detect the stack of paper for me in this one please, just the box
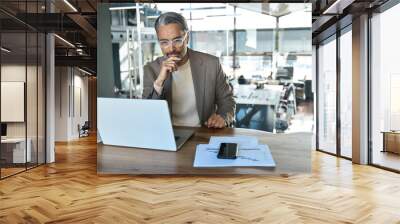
[193,136,276,168]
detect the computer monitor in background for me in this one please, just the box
[1,123,7,137]
[276,66,294,81]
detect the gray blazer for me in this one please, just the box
[142,48,235,126]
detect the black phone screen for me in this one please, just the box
[217,143,238,159]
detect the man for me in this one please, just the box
[142,12,235,128]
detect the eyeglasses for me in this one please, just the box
[158,32,188,48]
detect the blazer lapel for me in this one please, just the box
[188,49,205,123]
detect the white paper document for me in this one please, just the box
[193,143,276,168]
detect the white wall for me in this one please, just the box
[72,73,89,138]
[1,63,46,164]
[55,66,69,141]
[1,65,39,138]
[55,67,89,141]
[1,65,26,131]
[1,65,26,141]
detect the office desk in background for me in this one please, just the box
[1,138,32,165]
[234,84,283,105]
[97,127,312,175]
[234,84,283,132]
[381,131,400,154]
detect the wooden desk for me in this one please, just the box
[97,128,311,175]
[382,131,400,154]
[1,138,32,164]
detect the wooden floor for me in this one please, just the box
[1,167,26,178]
[373,151,400,171]
[1,135,400,223]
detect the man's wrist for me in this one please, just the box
[153,79,164,95]
[217,113,229,127]
[154,78,164,87]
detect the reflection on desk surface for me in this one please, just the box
[1,138,28,143]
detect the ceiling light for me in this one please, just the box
[187,18,204,20]
[180,6,226,11]
[63,0,78,12]
[1,47,11,53]
[109,6,143,11]
[78,67,92,76]
[206,14,241,18]
[322,0,354,15]
[54,34,75,48]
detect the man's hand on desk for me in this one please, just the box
[205,113,226,129]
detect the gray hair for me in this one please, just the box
[154,12,188,32]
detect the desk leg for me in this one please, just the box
[235,105,260,128]
[235,105,276,132]
[382,133,386,152]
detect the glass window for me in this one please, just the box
[1,31,28,177]
[27,31,39,169]
[106,3,312,133]
[339,28,352,158]
[317,36,337,154]
[38,32,46,165]
[0,1,46,179]
[371,4,400,171]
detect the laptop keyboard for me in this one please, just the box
[174,136,180,141]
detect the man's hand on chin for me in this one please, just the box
[205,113,226,129]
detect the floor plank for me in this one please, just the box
[1,135,400,223]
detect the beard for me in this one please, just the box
[166,52,182,59]
[165,47,187,60]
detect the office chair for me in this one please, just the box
[78,121,90,138]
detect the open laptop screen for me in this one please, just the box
[97,98,178,151]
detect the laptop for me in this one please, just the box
[97,98,194,151]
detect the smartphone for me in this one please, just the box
[217,143,238,159]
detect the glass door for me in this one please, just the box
[1,31,28,178]
[370,4,400,171]
[0,0,47,179]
